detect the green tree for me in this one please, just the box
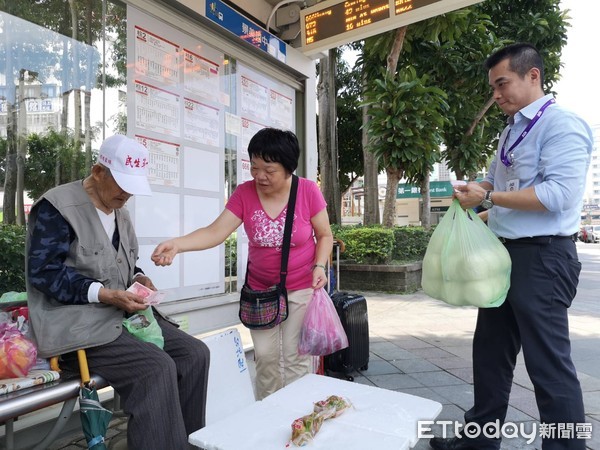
[0,224,26,293]
[317,49,341,224]
[439,0,568,180]
[365,66,448,227]
[317,46,363,224]
[0,138,6,187]
[356,0,569,228]
[404,10,502,180]
[357,11,479,226]
[356,38,386,226]
[335,53,363,195]
[480,0,567,89]
[25,130,86,201]
[360,11,477,227]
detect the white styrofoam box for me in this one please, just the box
[190,372,442,449]
[189,400,410,450]
[262,374,443,447]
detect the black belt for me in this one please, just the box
[498,233,577,245]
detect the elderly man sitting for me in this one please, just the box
[26,135,210,449]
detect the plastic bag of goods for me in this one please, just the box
[298,288,349,356]
[0,323,37,378]
[421,199,511,308]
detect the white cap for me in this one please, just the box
[98,135,152,196]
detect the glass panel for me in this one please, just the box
[0,0,126,223]
[223,56,238,293]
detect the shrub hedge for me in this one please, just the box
[337,227,395,264]
[0,224,27,294]
[334,225,434,264]
[391,226,434,261]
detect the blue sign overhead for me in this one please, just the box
[205,0,287,63]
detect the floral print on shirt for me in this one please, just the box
[250,208,296,250]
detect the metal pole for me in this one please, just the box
[16,69,27,226]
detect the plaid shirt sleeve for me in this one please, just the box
[27,199,96,304]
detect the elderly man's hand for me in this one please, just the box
[134,274,156,291]
[98,288,148,314]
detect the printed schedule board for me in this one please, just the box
[300,0,483,56]
[128,6,226,301]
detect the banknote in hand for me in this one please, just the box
[127,281,165,305]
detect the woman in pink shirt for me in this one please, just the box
[152,128,333,399]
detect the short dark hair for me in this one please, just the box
[247,128,300,174]
[484,43,545,87]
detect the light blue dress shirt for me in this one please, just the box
[484,94,593,239]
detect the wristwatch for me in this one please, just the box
[480,191,494,209]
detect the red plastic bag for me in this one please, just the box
[298,288,349,356]
[0,323,37,379]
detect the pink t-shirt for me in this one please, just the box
[226,177,327,291]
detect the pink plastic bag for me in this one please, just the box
[0,323,37,379]
[298,288,349,356]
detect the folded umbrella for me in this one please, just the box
[76,350,113,450]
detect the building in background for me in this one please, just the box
[582,123,600,223]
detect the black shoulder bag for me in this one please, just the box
[238,175,298,330]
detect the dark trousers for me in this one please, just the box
[464,238,585,449]
[64,313,210,449]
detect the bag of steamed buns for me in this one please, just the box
[421,199,511,308]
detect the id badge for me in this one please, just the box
[506,179,520,192]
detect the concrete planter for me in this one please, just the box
[338,261,423,293]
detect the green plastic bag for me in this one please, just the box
[0,291,28,304]
[421,199,511,308]
[123,307,164,349]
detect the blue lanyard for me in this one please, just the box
[500,98,555,167]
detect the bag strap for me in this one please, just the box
[278,174,298,288]
[244,174,299,289]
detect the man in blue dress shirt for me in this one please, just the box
[430,43,592,449]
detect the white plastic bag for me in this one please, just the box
[298,288,349,356]
[421,199,511,307]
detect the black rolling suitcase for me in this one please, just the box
[324,292,369,381]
